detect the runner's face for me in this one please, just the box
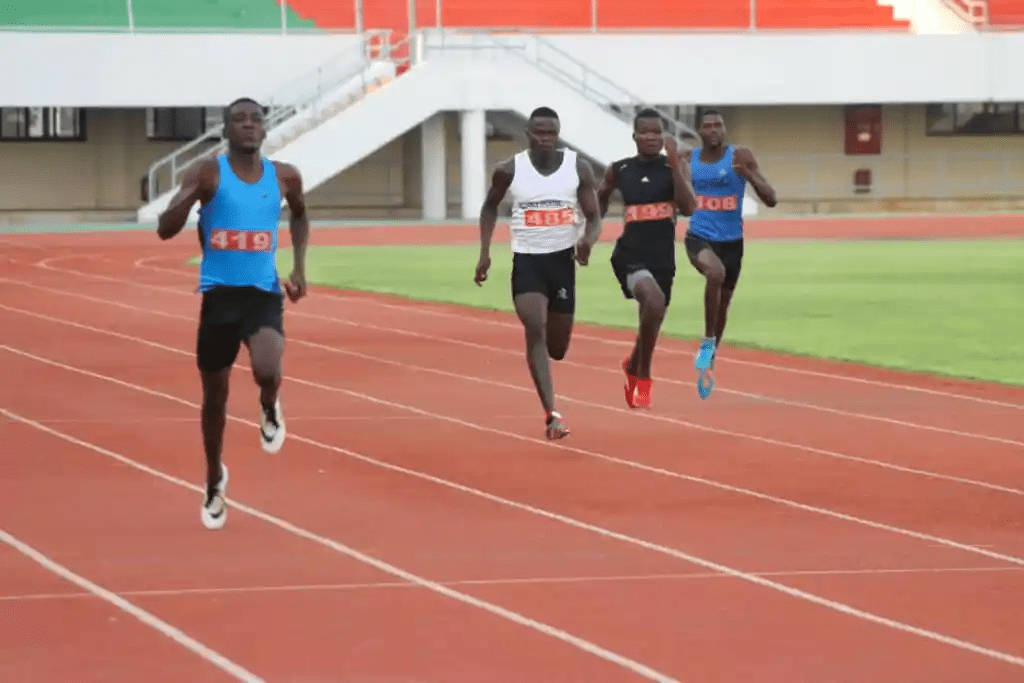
[699,115,725,149]
[227,101,266,153]
[633,117,664,156]
[527,117,559,152]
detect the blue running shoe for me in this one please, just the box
[695,338,716,400]
[697,369,715,400]
[694,337,716,370]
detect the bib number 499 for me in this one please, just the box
[208,229,273,252]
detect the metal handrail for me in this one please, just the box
[143,25,695,203]
[423,29,698,142]
[260,34,412,157]
[144,28,399,201]
[944,0,989,24]
[521,32,699,140]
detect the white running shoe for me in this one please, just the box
[260,399,285,454]
[201,463,229,531]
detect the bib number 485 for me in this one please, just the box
[208,229,273,252]
[524,208,575,227]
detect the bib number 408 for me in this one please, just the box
[696,195,738,212]
[208,229,273,252]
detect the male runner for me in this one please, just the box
[474,106,602,439]
[598,108,696,409]
[156,96,310,530]
[686,109,776,399]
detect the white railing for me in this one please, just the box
[943,0,989,24]
[143,29,404,202]
[420,30,700,141]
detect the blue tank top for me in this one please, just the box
[688,145,746,243]
[196,155,282,294]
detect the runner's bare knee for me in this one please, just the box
[546,312,573,361]
[200,369,230,410]
[698,252,726,286]
[247,328,283,388]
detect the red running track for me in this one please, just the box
[1,221,1023,682]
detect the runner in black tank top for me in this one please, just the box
[598,108,697,410]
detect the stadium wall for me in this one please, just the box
[2,103,1022,223]
[9,31,1024,107]
[0,33,365,107]
[536,32,1024,105]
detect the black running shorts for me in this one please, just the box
[683,232,745,290]
[510,247,577,315]
[610,242,676,307]
[196,285,284,373]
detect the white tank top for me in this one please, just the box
[507,148,581,254]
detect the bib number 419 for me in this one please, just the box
[208,229,273,252]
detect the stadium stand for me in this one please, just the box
[988,0,1024,25]
[289,0,910,30]
[4,0,318,30]
[752,0,910,29]
[1,0,912,32]
[4,0,129,27]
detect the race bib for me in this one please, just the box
[207,229,273,252]
[523,208,576,228]
[695,195,739,212]
[624,202,675,222]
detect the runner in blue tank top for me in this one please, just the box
[155,97,310,530]
[684,109,777,399]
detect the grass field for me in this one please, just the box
[200,239,1023,385]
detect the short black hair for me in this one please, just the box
[529,106,559,120]
[633,107,663,131]
[223,97,266,121]
[699,108,722,121]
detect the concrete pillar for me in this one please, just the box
[420,113,447,221]
[460,108,487,220]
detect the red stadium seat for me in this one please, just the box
[287,0,910,32]
[988,0,1024,26]
[754,0,909,29]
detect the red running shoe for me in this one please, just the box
[622,357,638,408]
[633,378,652,409]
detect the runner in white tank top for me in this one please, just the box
[474,106,603,441]
[507,147,581,254]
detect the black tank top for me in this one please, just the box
[613,154,678,265]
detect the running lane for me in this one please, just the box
[2,279,1023,681]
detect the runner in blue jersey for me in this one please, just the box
[684,109,776,399]
[156,97,310,530]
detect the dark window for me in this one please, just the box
[0,107,85,141]
[146,107,214,141]
[926,102,1024,135]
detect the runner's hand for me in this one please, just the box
[574,239,593,266]
[474,255,491,286]
[284,269,307,302]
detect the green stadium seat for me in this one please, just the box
[131,0,318,31]
[4,0,130,28]
[2,0,319,31]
